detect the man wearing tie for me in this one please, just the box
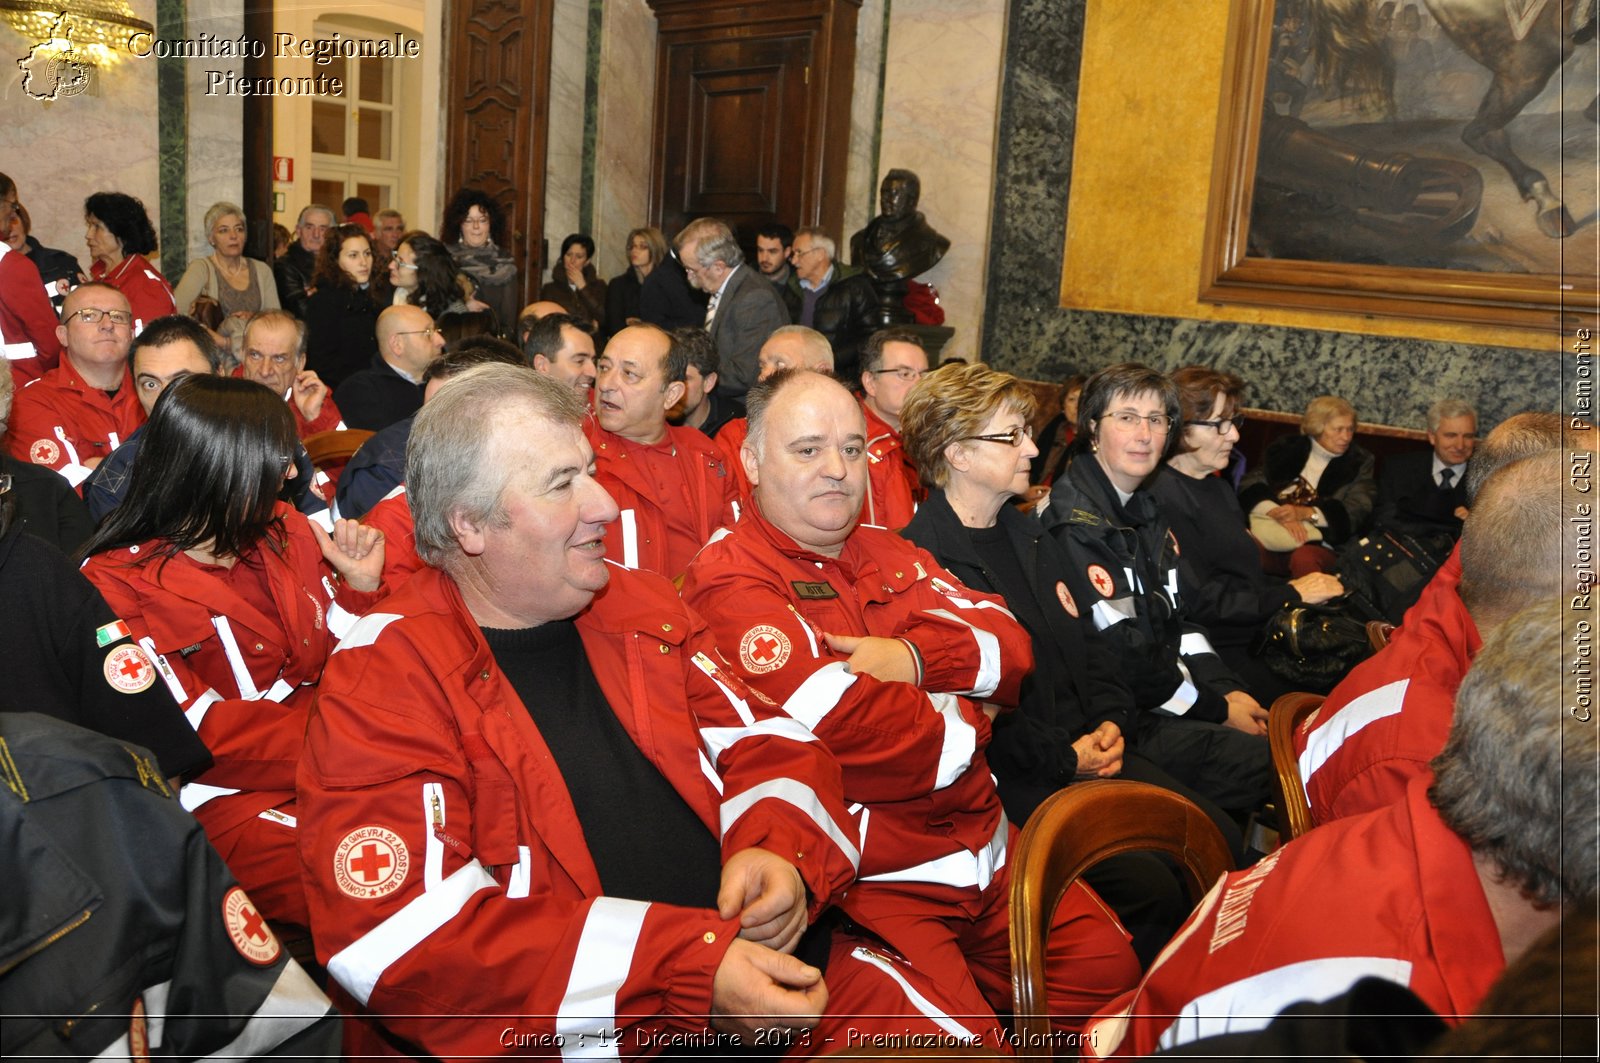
[674,218,789,402]
[1374,398,1477,543]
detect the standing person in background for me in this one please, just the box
[538,232,607,329]
[602,226,666,343]
[675,217,789,401]
[754,222,794,291]
[302,224,380,389]
[442,188,519,335]
[4,202,82,314]
[82,192,174,332]
[639,244,707,330]
[172,202,280,360]
[0,171,60,380]
[272,205,334,319]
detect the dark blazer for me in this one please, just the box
[1374,449,1467,540]
[781,267,879,379]
[602,268,643,344]
[0,451,92,555]
[303,283,381,390]
[333,355,424,432]
[903,488,1137,822]
[707,264,790,400]
[1237,434,1377,545]
[638,255,707,331]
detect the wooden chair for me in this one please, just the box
[1366,619,1395,653]
[1268,692,1326,842]
[1009,780,1234,1057]
[303,428,374,467]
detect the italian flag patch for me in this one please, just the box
[94,619,132,647]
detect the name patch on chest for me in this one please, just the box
[791,580,839,600]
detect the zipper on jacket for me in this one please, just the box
[0,908,91,978]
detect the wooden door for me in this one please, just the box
[445,0,555,311]
[649,1,861,249]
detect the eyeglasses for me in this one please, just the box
[277,454,295,474]
[961,424,1035,447]
[395,328,440,339]
[68,307,134,326]
[791,246,826,258]
[871,367,926,383]
[393,260,419,270]
[1188,413,1247,433]
[463,214,491,225]
[1103,410,1172,432]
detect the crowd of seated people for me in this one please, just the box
[2,172,1588,1058]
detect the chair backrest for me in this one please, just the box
[1268,691,1326,842]
[1009,780,1234,1055]
[303,428,374,467]
[1367,619,1395,653]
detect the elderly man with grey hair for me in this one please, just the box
[1375,397,1478,544]
[674,217,788,402]
[1086,600,1593,1057]
[296,363,993,1058]
[272,203,335,318]
[779,227,878,380]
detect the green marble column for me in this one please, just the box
[156,0,188,282]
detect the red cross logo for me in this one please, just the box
[28,438,59,465]
[118,655,147,681]
[739,625,791,675]
[1087,564,1116,598]
[239,903,267,942]
[349,842,393,883]
[222,886,281,965]
[104,645,156,693]
[751,635,780,662]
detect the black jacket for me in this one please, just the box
[1374,448,1467,541]
[903,488,1137,821]
[302,283,381,390]
[1237,435,1377,545]
[0,452,92,555]
[1042,456,1240,725]
[0,713,339,1059]
[332,355,424,432]
[271,243,317,319]
[1148,465,1300,649]
[21,236,81,312]
[782,267,879,379]
[638,255,708,331]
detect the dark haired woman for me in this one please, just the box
[81,375,386,927]
[389,231,471,320]
[84,191,174,331]
[538,233,606,328]
[441,188,518,332]
[1041,362,1272,830]
[1030,374,1086,487]
[303,222,379,389]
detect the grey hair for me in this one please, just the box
[675,217,744,270]
[1426,397,1476,434]
[793,226,836,262]
[243,309,307,362]
[743,367,850,459]
[203,201,245,235]
[764,325,835,372]
[408,364,586,567]
[1459,450,1565,632]
[1430,602,1597,906]
[297,203,335,227]
[1462,411,1565,503]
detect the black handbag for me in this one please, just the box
[1255,600,1373,691]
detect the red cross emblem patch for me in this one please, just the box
[104,645,156,694]
[739,625,791,675]
[334,825,410,899]
[222,886,281,965]
[29,438,59,466]
[1086,564,1116,598]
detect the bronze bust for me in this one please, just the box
[850,169,950,326]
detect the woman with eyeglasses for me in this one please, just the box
[1039,363,1273,837]
[303,223,380,389]
[80,374,387,930]
[441,188,518,335]
[900,361,1226,963]
[1151,368,1344,704]
[602,226,667,343]
[82,191,175,332]
[388,232,472,320]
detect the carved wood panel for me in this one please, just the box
[446,0,554,311]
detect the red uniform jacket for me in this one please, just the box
[860,400,918,530]
[361,489,424,586]
[90,253,175,332]
[82,505,383,841]
[4,362,145,488]
[296,564,862,1059]
[1,241,61,381]
[1086,780,1504,1056]
[587,420,737,579]
[1295,547,1476,825]
[681,508,1031,894]
[715,415,753,512]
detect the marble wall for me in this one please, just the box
[182,0,244,270]
[590,0,657,281]
[0,3,162,268]
[982,0,1560,429]
[842,0,887,244]
[543,0,590,281]
[874,0,1007,362]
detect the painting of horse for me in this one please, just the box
[1248,0,1596,278]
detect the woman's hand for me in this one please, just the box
[565,261,587,289]
[311,518,386,593]
[1289,572,1344,604]
[1266,504,1311,544]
